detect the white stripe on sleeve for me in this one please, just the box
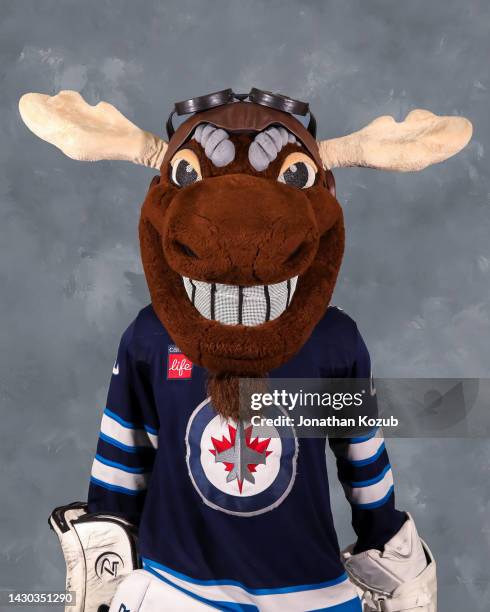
[100,412,158,450]
[91,457,149,492]
[344,433,384,463]
[343,467,394,507]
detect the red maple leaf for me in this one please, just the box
[209,424,272,491]
[209,425,236,473]
[244,425,272,473]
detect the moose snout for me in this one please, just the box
[163,175,319,285]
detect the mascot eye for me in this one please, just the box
[278,153,317,189]
[170,149,202,187]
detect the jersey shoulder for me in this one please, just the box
[316,306,360,344]
[307,306,365,367]
[133,304,168,338]
[315,306,371,376]
[120,305,170,359]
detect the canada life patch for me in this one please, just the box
[186,399,298,516]
[167,345,193,380]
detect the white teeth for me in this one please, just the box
[182,277,298,326]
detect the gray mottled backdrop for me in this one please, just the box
[0,1,488,610]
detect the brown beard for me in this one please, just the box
[207,373,270,421]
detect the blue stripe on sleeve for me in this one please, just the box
[96,437,155,468]
[99,431,147,453]
[144,423,158,435]
[104,407,138,429]
[354,486,394,510]
[336,448,389,483]
[104,408,159,435]
[347,464,391,488]
[95,453,147,474]
[90,476,146,496]
[87,479,147,525]
[347,442,386,467]
[348,427,379,444]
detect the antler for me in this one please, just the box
[19,91,167,169]
[318,109,472,172]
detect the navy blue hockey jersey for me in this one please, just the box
[87,305,404,611]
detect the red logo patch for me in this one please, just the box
[167,345,193,380]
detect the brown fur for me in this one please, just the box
[206,374,270,422]
[139,110,345,418]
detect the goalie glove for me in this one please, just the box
[342,513,437,611]
[49,502,139,612]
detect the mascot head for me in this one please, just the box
[19,88,472,417]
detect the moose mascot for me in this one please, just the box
[19,87,472,611]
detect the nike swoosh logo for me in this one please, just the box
[112,361,119,375]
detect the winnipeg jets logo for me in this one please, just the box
[210,421,272,493]
[186,399,297,516]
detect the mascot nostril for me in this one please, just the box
[174,241,199,259]
[284,239,313,265]
[19,87,471,611]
